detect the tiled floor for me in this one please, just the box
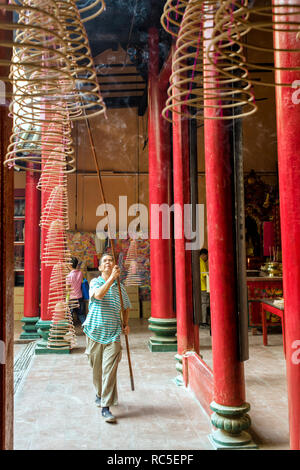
[13,320,289,450]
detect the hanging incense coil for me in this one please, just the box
[40,185,69,230]
[125,261,143,287]
[76,0,106,23]
[36,150,68,192]
[2,2,76,172]
[0,0,73,91]
[47,262,79,320]
[124,239,138,269]
[5,104,76,172]
[48,262,70,320]
[42,219,71,267]
[124,239,143,287]
[3,0,106,171]
[207,0,300,88]
[161,0,189,38]
[47,301,77,350]
[162,0,257,121]
[53,0,106,121]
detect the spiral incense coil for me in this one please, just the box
[47,262,79,320]
[5,114,76,173]
[52,0,106,121]
[47,262,70,320]
[3,0,106,171]
[47,301,77,350]
[8,0,106,122]
[36,154,68,192]
[2,1,76,172]
[0,1,73,92]
[208,0,300,88]
[6,84,74,169]
[124,240,143,287]
[75,0,106,23]
[125,261,143,287]
[162,0,257,121]
[42,219,72,267]
[160,0,189,38]
[40,185,69,230]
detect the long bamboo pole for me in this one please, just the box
[84,114,135,391]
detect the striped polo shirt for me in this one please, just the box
[83,276,131,344]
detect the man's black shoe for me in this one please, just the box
[102,407,116,423]
[95,395,101,407]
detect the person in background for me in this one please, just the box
[83,253,131,423]
[199,248,210,327]
[66,257,86,326]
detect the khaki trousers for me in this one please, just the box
[85,336,122,407]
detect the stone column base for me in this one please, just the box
[148,317,177,352]
[35,319,70,355]
[19,316,40,340]
[208,401,257,449]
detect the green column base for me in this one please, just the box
[35,347,70,355]
[208,431,257,450]
[19,316,40,340]
[148,339,178,352]
[35,319,70,355]
[208,401,258,450]
[148,317,177,352]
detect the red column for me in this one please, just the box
[203,12,252,448]
[148,27,176,352]
[40,189,52,321]
[172,68,195,357]
[273,2,300,449]
[204,114,245,405]
[20,163,41,339]
[23,164,41,317]
[35,115,57,353]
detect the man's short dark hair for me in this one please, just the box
[200,248,208,256]
[71,257,79,269]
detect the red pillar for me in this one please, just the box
[35,116,57,353]
[20,163,41,338]
[148,27,176,352]
[203,12,253,448]
[172,60,196,358]
[204,113,246,405]
[273,2,300,449]
[40,190,52,322]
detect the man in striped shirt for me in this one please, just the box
[83,254,131,423]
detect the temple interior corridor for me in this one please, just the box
[13,320,289,450]
[2,0,300,452]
